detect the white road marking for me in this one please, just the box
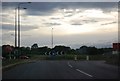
[68,64,73,68]
[76,69,93,77]
[68,62,73,68]
[68,62,93,77]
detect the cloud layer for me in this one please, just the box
[1,2,118,48]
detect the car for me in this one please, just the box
[19,55,29,59]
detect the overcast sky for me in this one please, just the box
[1,2,118,49]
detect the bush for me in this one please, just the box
[105,54,119,65]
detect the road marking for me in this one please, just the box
[68,64,73,68]
[76,69,93,77]
[68,62,73,68]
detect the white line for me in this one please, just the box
[68,64,73,68]
[68,62,73,68]
[76,69,93,77]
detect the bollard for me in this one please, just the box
[14,56,16,59]
[86,55,89,61]
[74,55,77,61]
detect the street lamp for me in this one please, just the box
[14,7,27,58]
[15,7,17,47]
[17,2,31,48]
[15,7,26,47]
[51,27,53,49]
[51,27,54,56]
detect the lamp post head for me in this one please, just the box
[23,8,27,9]
[28,2,31,4]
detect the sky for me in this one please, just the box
[1,2,119,49]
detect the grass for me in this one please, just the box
[29,54,106,60]
[2,59,29,66]
[29,54,119,66]
[104,54,119,66]
[2,59,36,71]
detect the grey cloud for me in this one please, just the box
[70,19,98,26]
[70,19,83,25]
[50,17,61,20]
[71,23,82,25]
[63,10,74,13]
[2,24,14,30]
[2,23,38,31]
[43,22,61,26]
[2,2,117,16]
[21,25,39,31]
[101,21,117,25]
[82,20,98,23]
[2,15,13,23]
[64,14,73,17]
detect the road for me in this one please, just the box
[2,60,118,79]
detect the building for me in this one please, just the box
[112,43,120,54]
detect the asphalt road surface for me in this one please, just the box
[2,60,118,79]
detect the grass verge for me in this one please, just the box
[2,59,36,71]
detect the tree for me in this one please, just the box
[80,46,88,49]
[2,45,14,59]
[77,46,88,54]
[76,46,98,55]
[87,46,98,55]
[31,43,38,49]
[53,45,71,54]
[38,46,51,55]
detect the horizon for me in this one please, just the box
[1,43,113,49]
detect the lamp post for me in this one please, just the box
[15,7,17,47]
[51,27,54,56]
[14,7,27,58]
[51,27,53,49]
[17,2,31,48]
[15,7,26,47]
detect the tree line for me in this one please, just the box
[2,43,113,59]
